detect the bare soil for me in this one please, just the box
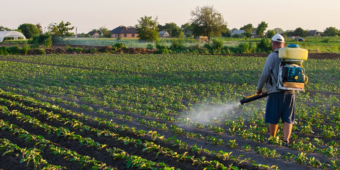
[0,91,317,170]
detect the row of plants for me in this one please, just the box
[4,85,340,168]
[4,82,340,151]
[0,89,335,169]
[0,119,114,170]
[0,138,64,170]
[0,90,282,169]
[0,106,174,170]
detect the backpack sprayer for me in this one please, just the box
[240,44,309,105]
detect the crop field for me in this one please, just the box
[0,54,339,170]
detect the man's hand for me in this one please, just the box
[256,90,262,95]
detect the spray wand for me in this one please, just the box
[240,91,269,105]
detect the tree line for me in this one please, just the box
[1,5,339,42]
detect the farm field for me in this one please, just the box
[0,54,340,169]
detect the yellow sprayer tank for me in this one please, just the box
[278,44,308,61]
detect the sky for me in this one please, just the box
[1,0,339,33]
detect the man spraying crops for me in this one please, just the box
[256,34,295,147]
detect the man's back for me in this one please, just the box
[257,49,281,94]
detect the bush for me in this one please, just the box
[30,38,39,49]
[257,38,272,53]
[171,39,184,50]
[238,43,250,54]
[146,44,153,50]
[73,47,83,53]
[203,43,213,50]
[38,48,46,55]
[155,41,169,54]
[43,36,52,48]
[232,34,240,38]
[8,45,20,55]
[66,45,73,51]
[22,42,30,55]
[113,42,125,48]
[112,46,118,52]
[212,39,224,50]
[0,47,8,55]
[323,38,330,43]
[90,48,97,54]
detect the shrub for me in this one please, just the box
[203,43,213,50]
[323,38,330,43]
[212,39,224,50]
[155,41,169,54]
[8,45,20,55]
[43,36,52,48]
[232,34,240,38]
[257,38,272,53]
[73,47,83,53]
[90,48,97,54]
[38,48,46,55]
[32,34,52,44]
[22,42,30,55]
[113,42,125,48]
[112,46,118,52]
[146,44,153,50]
[171,39,184,50]
[66,45,73,51]
[238,43,250,54]
[0,47,8,55]
[30,38,39,49]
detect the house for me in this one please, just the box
[159,31,171,38]
[231,30,245,37]
[110,26,138,38]
[308,30,321,36]
[92,32,100,38]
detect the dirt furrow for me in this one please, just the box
[0,93,315,170]
[0,103,207,170]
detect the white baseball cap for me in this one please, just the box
[271,34,285,43]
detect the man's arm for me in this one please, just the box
[257,55,274,94]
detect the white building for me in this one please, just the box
[0,31,26,42]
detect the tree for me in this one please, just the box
[171,27,183,38]
[191,5,227,39]
[256,21,268,37]
[273,28,284,34]
[98,27,111,38]
[181,22,193,32]
[48,21,74,36]
[36,23,43,34]
[266,30,276,38]
[240,24,253,33]
[293,27,308,37]
[158,22,179,31]
[231,28,238,33]
[0,26,12,31]
[135,16,159,41]
[18,23,40,39]
[324,27,339,36]
[222,28,231,37]
[88,29,99,36]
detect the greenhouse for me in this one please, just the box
[0,31,26,42]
